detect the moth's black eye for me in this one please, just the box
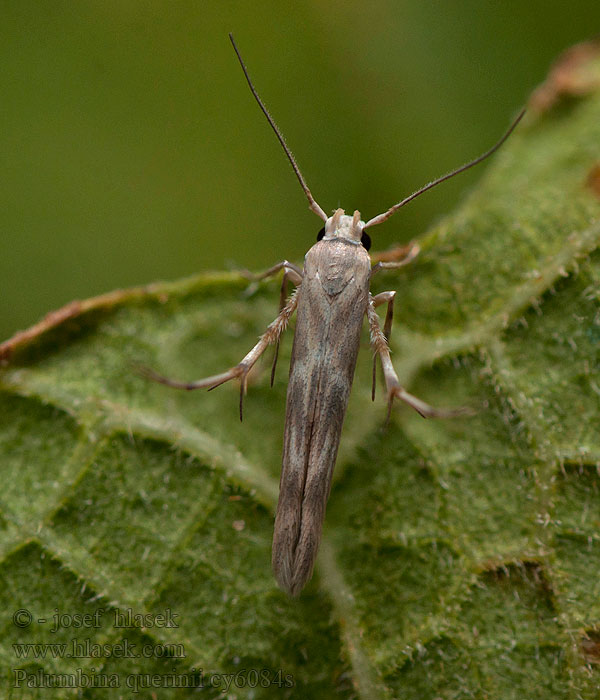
[316,227,325,242]
[361,232,371,251]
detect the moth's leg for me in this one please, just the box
[243,260,303,295]
[370,291,396,400]
[257,260,303,283]
[366,294,470,420]
[271,265,303,385]
[370,242,420,277]
[242,261,303,382]
[138,290,299,421]
[369,242,418,394]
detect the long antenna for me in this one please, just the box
[364,108,526,229]
[229,33,327,222]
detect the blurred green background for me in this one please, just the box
[1,1,598,340]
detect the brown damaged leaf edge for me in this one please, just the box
[529,38,600,113]
[0,274,239,366]
[0,286,163,365]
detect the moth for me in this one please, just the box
[141,35,524,596]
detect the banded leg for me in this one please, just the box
[370,240,418,395]
[241,260,303,384]
[271,265,303,386]
[371,291,396,400]
[138,290,299,421]
[366,294,470,420]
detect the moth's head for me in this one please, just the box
[316,208,371,250]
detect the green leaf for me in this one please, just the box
[2,43,600,699]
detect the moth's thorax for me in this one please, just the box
[322,208,364,244]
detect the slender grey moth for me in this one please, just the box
[140,35,525,596]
